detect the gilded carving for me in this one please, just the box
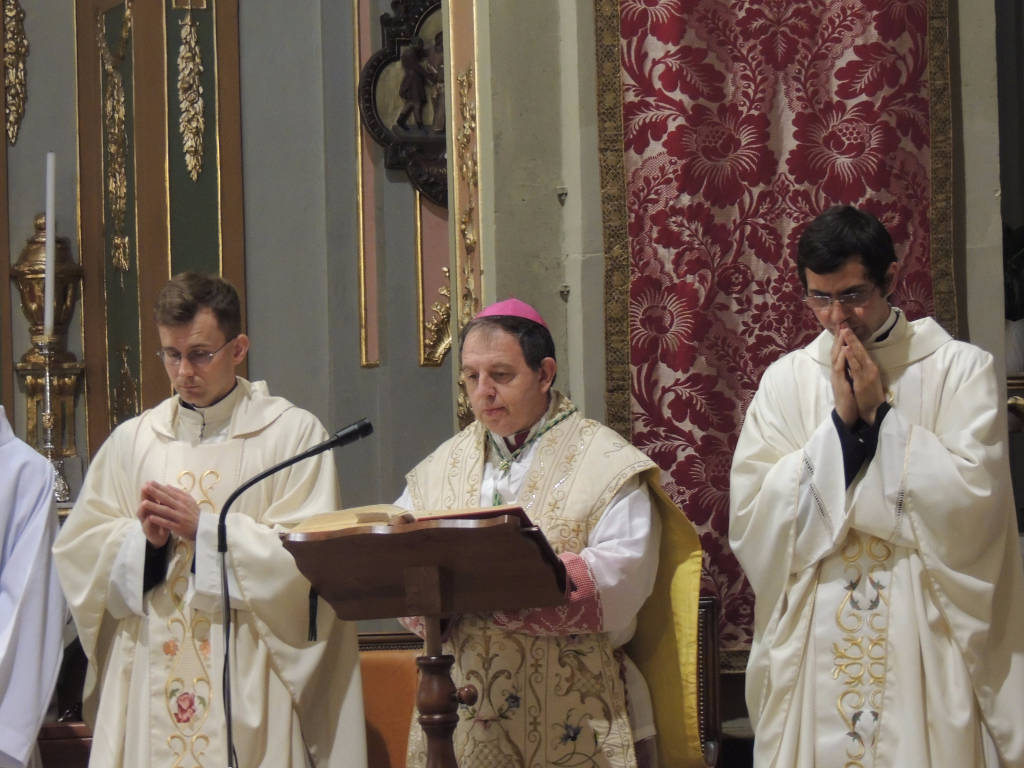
[3,0,27,144]
[455,67,479,327]
[455,68,478,191]
[11,214,85,459]
[454,66,480,428]
[422,268,452,366]
[111,344,139,427]
[96,2,134,286]
[416,187,451,367]
[455,221,477,431]
[177,9,205,181]
[456,388,472,429]
[457,203,476,259]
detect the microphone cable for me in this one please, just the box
[216,418,372,767]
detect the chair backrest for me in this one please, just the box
[359,632,422,768]
[696,596,722,767]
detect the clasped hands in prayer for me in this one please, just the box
[137,481,200,547]
[831,326,886,427]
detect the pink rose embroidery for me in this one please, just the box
[174,692,196,724]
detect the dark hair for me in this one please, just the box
[459,315,556,371]
[155,272,242,340]
[797,205,896,289]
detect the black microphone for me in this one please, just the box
[214,417,372,768]
[325,417,374,451]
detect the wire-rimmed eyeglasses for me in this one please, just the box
[802,286,876,311]
[156,337,236,369]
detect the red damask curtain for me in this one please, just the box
[620,0,934,649]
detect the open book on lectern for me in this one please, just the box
[289,502,539,534]
[284,503,568,617]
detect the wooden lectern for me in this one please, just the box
[282,510,567,768]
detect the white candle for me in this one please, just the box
[44,152,55,338]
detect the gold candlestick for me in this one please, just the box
[11,213,84,501]
[36,340,71,501]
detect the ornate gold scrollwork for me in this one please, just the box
[454,66,479,429]
[176,9,204,181]
[455,68,478,191]
[831,533,892,765]
[423,268,452,365]
[415,187,452,367]
[455,67,479,327]
[3,0,27,145]
[177,469,220,514]
[111,344,139,427]
[96,1,134,287]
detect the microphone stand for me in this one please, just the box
[216,418,372,767]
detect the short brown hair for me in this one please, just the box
[154,272,242,339]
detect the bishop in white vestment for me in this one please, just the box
[397,299,704,768]
[0,406,64,768]
[730,206,1024,768]
[53,274,366,768]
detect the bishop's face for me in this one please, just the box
[157,307,249,407]
[804,257,895,341]
[460,326,555,437]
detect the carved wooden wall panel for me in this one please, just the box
[76,0,245,456]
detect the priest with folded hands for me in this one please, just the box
[53,273,366,768]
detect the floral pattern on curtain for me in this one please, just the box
[620,0,933,649]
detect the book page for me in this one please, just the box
[415,504,530,525]
[290,504,416,533]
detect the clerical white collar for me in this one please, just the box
[869,306,901,343]
[176,379,243,441]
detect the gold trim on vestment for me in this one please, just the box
[832,533,893,767]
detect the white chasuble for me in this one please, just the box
[54,379,367,768]
[401,392,701,768]
[730,314,1024,768]
[0,407,64,768]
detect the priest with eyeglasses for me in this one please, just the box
[730,205,1024,767]
[53,272,367,768]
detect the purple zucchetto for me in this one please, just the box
[474,298,548,328]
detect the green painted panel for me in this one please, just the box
[100,5,141,428]
[166,2,221,277]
